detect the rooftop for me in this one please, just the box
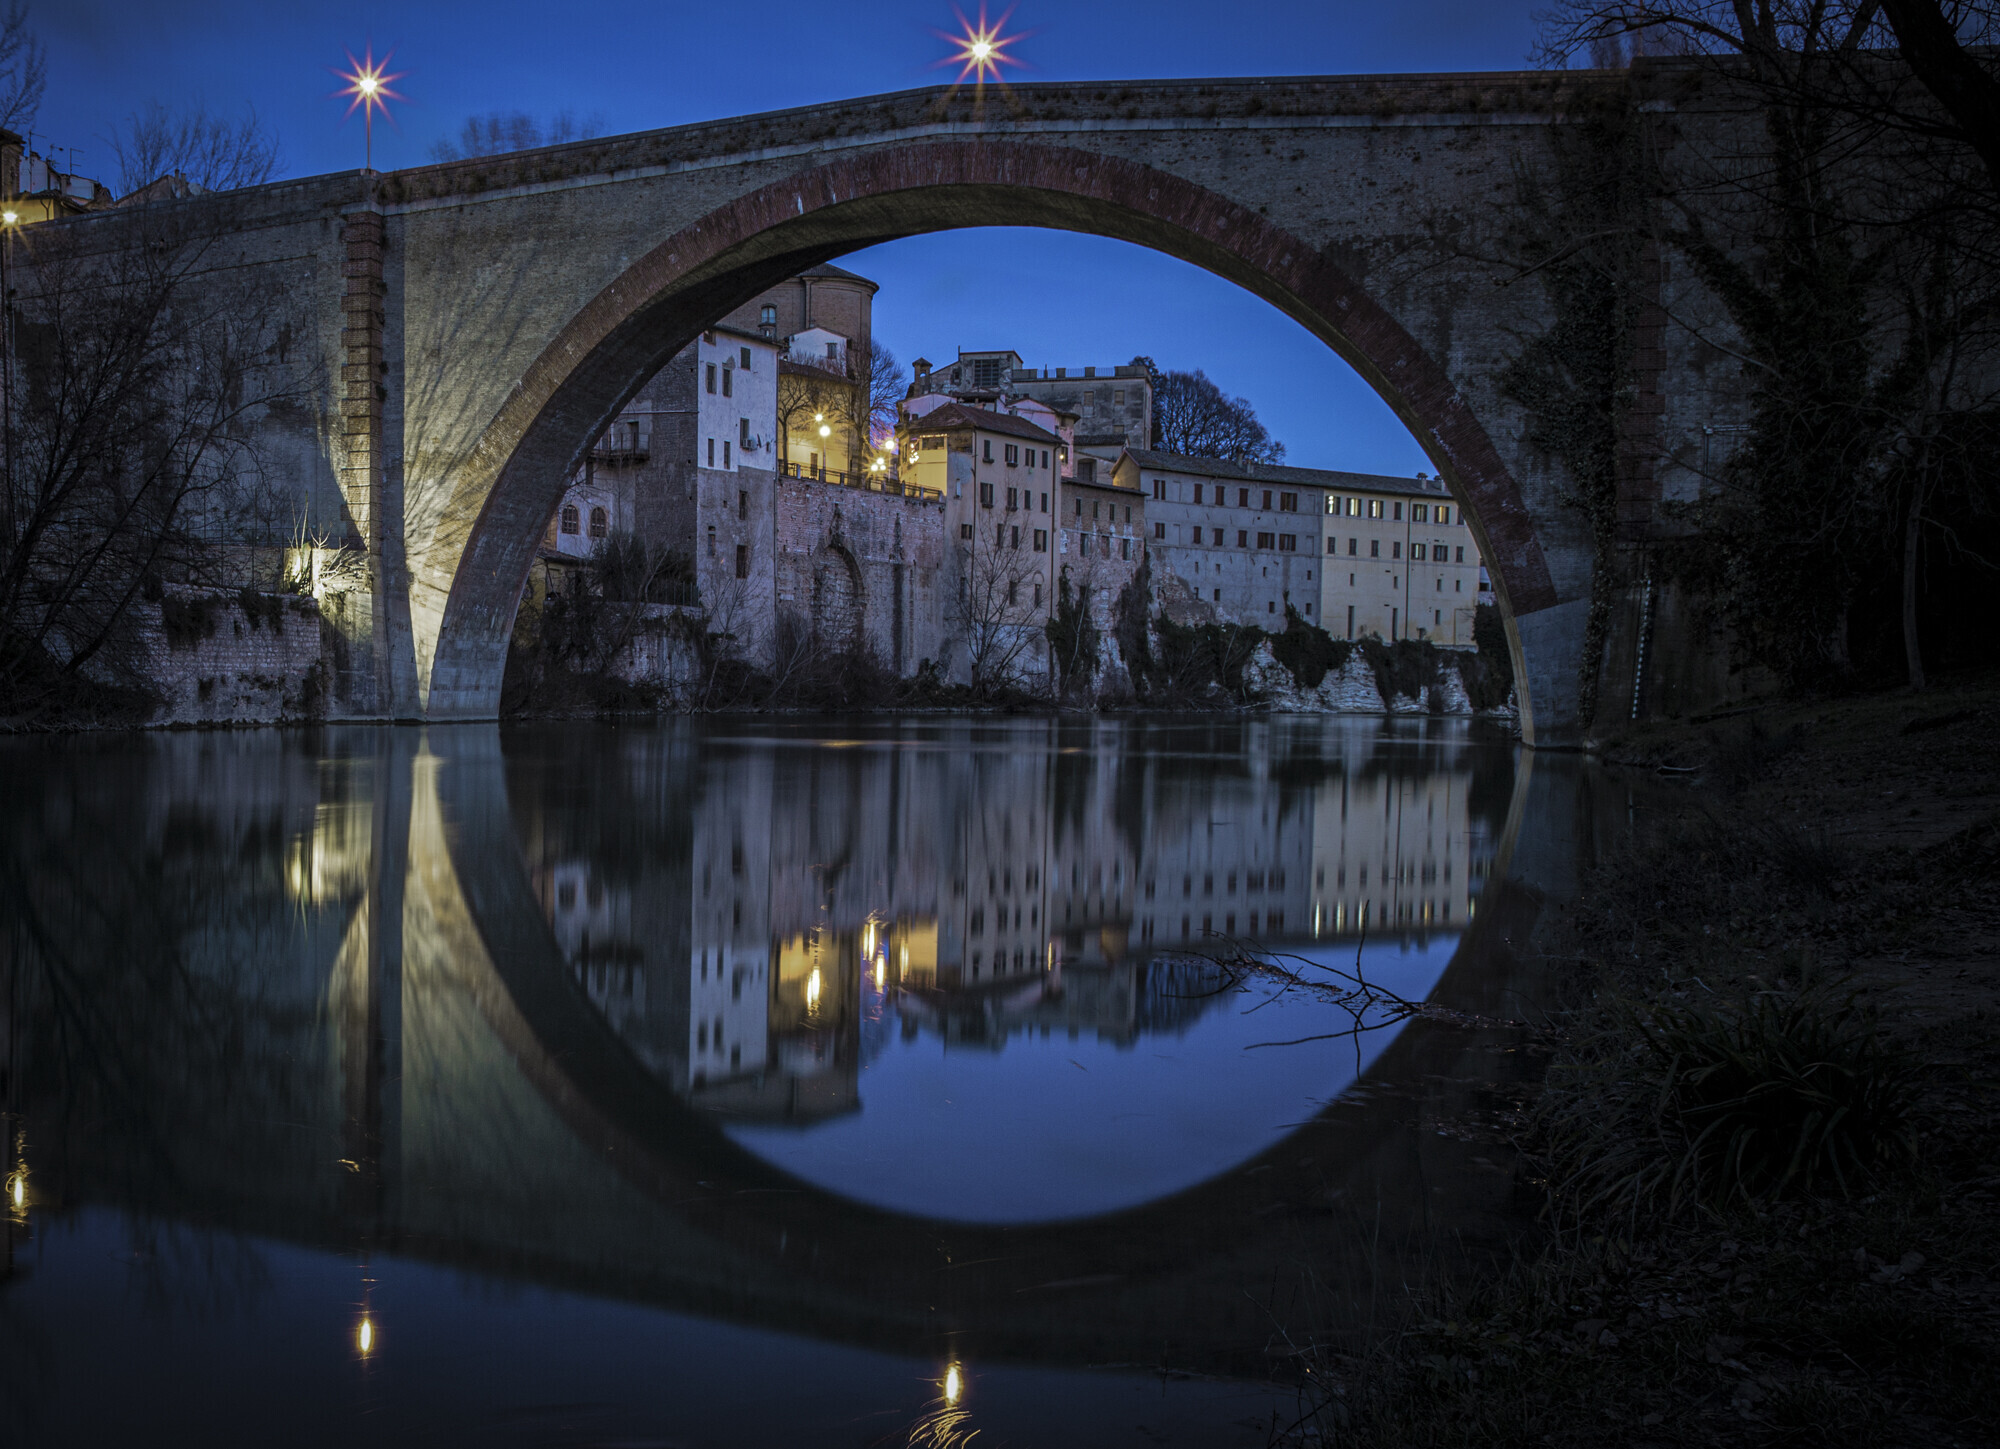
[1120,450,1453,499]
[905,402,1062,447]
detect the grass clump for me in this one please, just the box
[1546,982,1923,1226]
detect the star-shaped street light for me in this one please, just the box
[333,46,405,171]
[936,6,1024,92]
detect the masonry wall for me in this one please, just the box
[122,588,330,725]
[772,477,947,673]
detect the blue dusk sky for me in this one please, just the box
[35,1,1551,474]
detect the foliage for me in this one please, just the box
[776,361,861,472]
[1043,571,1099,698]
[1357,636,1444,703]
[158,593,220,650]
[1146,616,1266,703]
[1461,601,1516,709]
[1133,358,1285,463]
[1546,983,1924,1224]
[108,100,280,195]
[1267,606,1352,689]
[428,109,604,162]
[1495,95,1650,727]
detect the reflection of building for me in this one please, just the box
[516,720,1507,1120]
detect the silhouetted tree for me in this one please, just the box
[1138,362,1286,463]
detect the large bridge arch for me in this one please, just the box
[417,141,1574,740]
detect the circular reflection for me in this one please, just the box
[720,938,1457,1224]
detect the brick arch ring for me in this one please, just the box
[417,140,1560,721]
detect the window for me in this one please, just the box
[1093,501,1101,519]
[1211,528,1223,545]
[1279,492,1298,512]
[1411,543,1427,561]
[1327,494,1340,515]
[706,438,715,466]
[1304,603,1312,615]
[1438,506,1450,524]
[1005,443,1018,466]
[1035,581,1043,606]
[560,503,580,534]
[1121,537,1131,559]
[740,346,752,369]
[1348,538,1358,556]
[759,304,776,328]
[1268,601,1277,614]
[1124,505,1132,523]
[706,524,716,555]
[1114,389,1125,404]
[1078,459,1096,482]
[723,440,731,468]
[1152,477,1165,500]
[1393,502,1403,520]
[1041,492,1048,512]
[705,363,717,393]
[1082,390,1094,405]
[960,522,974,539]
[1034,529,1048,551]
[1256,531,1275,549]
[1076,499,1083,518]
[983,440,993,463]
[921,434,945,451]
[1278,534,1297,552]
[1238,488,1250,508]
[1237,530,1249,548]
[1007,486,1018,511]
[1010,525,1020,549]
[1436,577,1444,591]
[973,358,1000,387]
[996,524,1006,548]
[1370,539,1380,557]
[1214,589,1221,601]
[735,544,748,579]
[1262,489,1273,510]
[738,418,751,451]
[1413,504,1429,523]
[1368,499,1383,519]
[1155,521,1166,539]
[1392,541,1402,559]
[1456,546,1465,562]
[1326,537,1336,554]
[738,490,748,520]
[981,482,994,507]
[722,367,732,398]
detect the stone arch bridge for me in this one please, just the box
[47,69,1739,746]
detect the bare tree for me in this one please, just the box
[949,530,1047,693]
[866,338,907,447]
[429,110,605,163]
[0,224,306,716]
[776,360,861,472]
[106,101,280,196]
[0,0,42,134]
[1140,363,1286,463]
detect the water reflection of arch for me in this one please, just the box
[434,725,1548,1364]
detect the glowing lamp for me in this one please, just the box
[358,1317,375,1354]
[0,211,16,226]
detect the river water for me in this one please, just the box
[0,715,1588,1447]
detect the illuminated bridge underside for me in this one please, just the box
[39,69,1746,747]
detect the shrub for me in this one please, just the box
[1268,607,1352,689]
[160,593,221,649]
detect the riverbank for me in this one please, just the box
[1282,674,2000,1447]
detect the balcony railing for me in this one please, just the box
[779,460,942,500]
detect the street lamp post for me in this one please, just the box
[1,209,17,561]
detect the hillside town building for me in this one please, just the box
[909,351,1151,474]
[1115,451,1489,644]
